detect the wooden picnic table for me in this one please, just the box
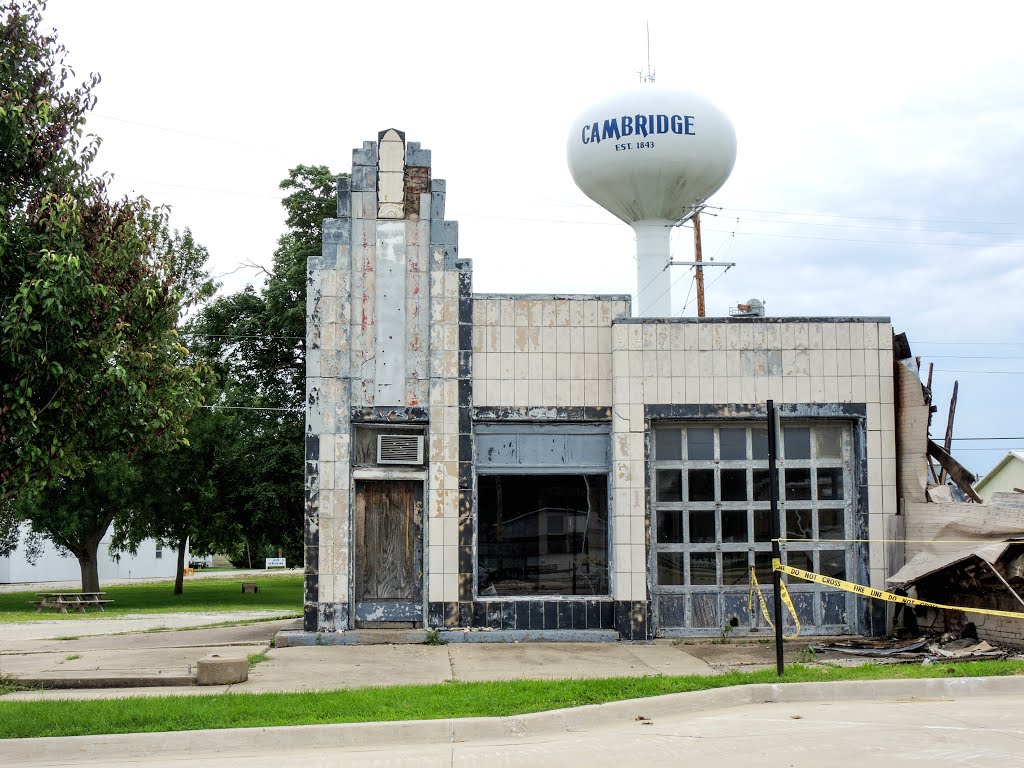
[31,591,113,614]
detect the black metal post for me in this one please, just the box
[766,399,784,676]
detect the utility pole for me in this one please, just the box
[767,400,784,676]
[693,211,705,317]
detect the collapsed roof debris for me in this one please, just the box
[812,635,1011,661]
[892,333,1024,649]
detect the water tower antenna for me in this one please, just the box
[640,21,656,83]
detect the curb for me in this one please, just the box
[2,675,1022,760]
[13,676,196,690]
[275,628,619,646]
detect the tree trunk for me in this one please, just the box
[174,535,187,595]
[76,549,101,593]
[71,522,109,594]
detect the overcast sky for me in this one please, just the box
[43,0,1024,475]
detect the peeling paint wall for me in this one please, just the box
[305,131,463,632]
[306,130,901,641]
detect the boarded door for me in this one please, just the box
[354,479,423,625]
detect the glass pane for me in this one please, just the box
[720,469,748,501]
[722,553,749,586]
[689,553,717,585]
[815,427,842,459]
[657,552,685,585]
[476,474,608,596]
[819,508,845,539]
[722,510,748,542]
[656,510,684,543]
[784,468,812,500]
[753,510,774,542]
[656,469,682,502]
[786,509,812,539]
[688,469,715,501]
[754,551,774,583]
[655,428,682,460]
[720,428,747,460]
[752,469,772,501]
[787,550,813,573]
[752,428,769,460]
[817,467,844,500]
[820,551,847,580]
[687,427,715,460]
[689,510,715,543]
[783,426,811,460]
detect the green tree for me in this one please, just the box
[112,405,241,594]
[185,165,339,565]
[13,452,141,592]
[1,1,213,503]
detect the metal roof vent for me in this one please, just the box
[377,434,424,465]
[729,298,766,318]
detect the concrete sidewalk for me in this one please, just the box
[1,617,728,700]
[0,615,864,701]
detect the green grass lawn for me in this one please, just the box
[1,660,1022,739]
[0,574,302,622]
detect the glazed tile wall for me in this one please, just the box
[305,134,465,631]
[471,297,630,408]
[608,319,897,599]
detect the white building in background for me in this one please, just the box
[974,451,1024,503]
[0,523,185,584]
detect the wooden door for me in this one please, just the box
[354,480,423,623]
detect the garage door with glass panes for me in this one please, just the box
[651,422,857,636]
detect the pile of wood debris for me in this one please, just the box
[811,633,1017,662]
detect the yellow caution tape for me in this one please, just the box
[772,558,1024,621]
[748,567,802,639]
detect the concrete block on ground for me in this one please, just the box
[196,654,248,685]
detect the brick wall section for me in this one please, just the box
[894,358,930,505]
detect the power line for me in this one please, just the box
[717,205,1019,227]
[724,214,1023,237]
[199,405,301,412]
[182,332,303,341]
[934,369,1024,375]
[699,226,1024,249]
[950,437,1024,441]
[914,340,1024,346]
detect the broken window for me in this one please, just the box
[475,423,610,597]
[477,474,609,596]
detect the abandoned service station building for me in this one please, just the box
[299,129,904,642]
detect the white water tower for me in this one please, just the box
[567,87,737,316]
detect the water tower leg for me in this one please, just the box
[634,220,675,317]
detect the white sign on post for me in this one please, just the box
[265,557,286,569]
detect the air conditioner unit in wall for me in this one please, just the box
[376,434,424,465]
